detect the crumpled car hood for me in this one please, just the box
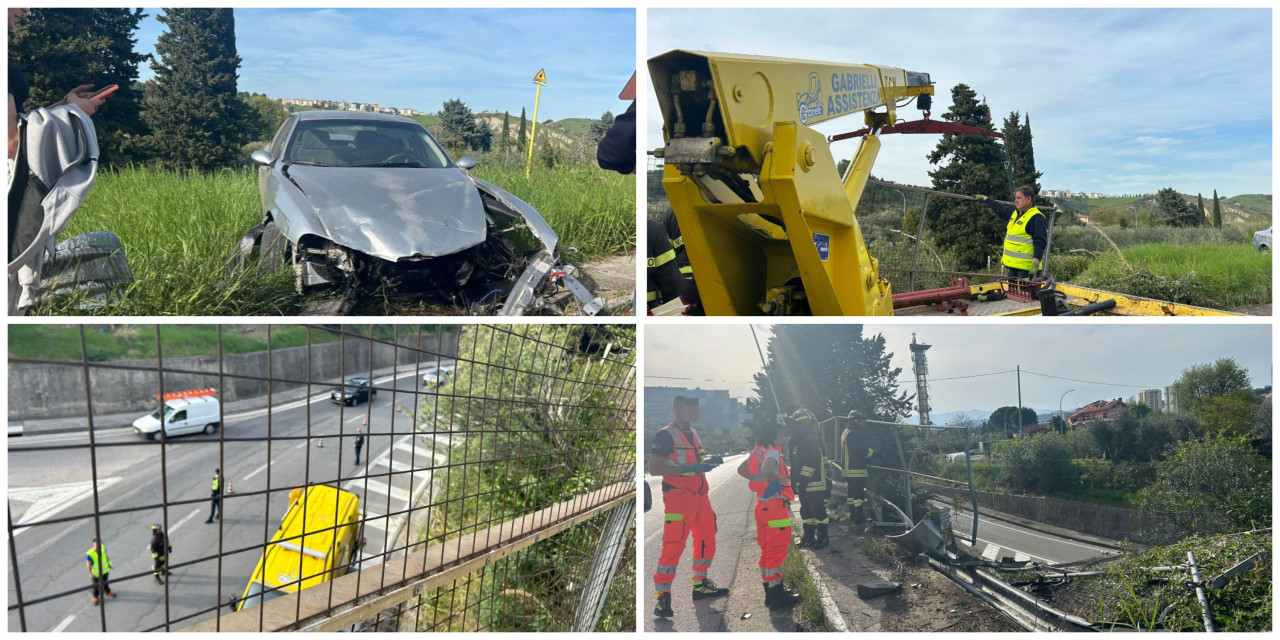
[286,166,487,261]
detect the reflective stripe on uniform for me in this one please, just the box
[842,469,868,478]
[646,290,658,301]
[656,564,677,575]
[805,481,827,492]
[664,513,684,522]
[648,249,676,268]
[766,518,791,528]
[799,466,815,477]
[679,266,693,275]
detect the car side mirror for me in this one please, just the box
[250,150,275,166]
[456,156,478,170]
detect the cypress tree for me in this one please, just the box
[518,107,527,150]
[9,8,150,165]
[501,110,510,152]
[144,8,251,170]
[1197,193,1206,223]
[1212,189,1223,228]
[925,84,1011,270]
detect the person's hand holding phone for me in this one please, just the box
[63,83,110,116]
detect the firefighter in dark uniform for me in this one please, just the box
[660,207,702,315]
[646,218,687,312]
[787,408,830,549]
[840,411,872,529]
[150,524,172,584]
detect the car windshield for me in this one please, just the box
[346,379,369,387]
[240,581,289,611]
[284,120,452,169]
[149,405,175,420]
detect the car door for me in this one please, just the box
[168,409,189,436]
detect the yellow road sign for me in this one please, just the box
[533,69,546,85]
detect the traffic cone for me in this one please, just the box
[317,438,324,448]
[227,481,234,494]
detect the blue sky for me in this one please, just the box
[645,324,1272,416]
[647,8,1271,197]
[134,8,635,121]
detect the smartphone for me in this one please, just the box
[89,84,119,100]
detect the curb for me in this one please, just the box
[797,546,848,632]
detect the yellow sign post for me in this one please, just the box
[525,69,546,181]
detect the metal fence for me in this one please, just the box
[7,323,636,632]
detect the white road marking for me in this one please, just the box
[168,508,203,535]
[242,462,270,481]
[50,615,75,633]
[1014,552,1031,562]
[354,478,409,504]
[981,543,1002,561]
[9,477,123,532]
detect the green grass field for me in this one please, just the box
[1073,242,1271,309]
[34,162,633,316]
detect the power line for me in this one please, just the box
[1023,369,1160,389]
[930,370,1016,382]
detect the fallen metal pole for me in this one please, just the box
[1187,551,1216,632]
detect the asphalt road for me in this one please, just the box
[945,504,1119,565]
[7,365,453,632]
[643,453,759,632]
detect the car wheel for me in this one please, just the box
[258,220,289,274]
[1261,245,1269,253]
[146,431,157,442]
[204,423,218,435]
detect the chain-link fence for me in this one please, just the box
[7,324,635,632]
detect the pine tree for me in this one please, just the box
[1155,187,1202,227]
[439,99,492,153]
[752,324,912,421]
[9,8,150,165]
[518,107,527,150]
[1212,190,1223,228]
[145,8,250,170]
[925,84,1011,270]
[588,110,614,144]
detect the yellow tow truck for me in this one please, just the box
[649,50,1237,317]
[234,485,365,611]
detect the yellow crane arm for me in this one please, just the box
[649,50,934,316]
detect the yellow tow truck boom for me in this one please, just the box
[650,50,934,315]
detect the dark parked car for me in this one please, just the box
[235,110,601,315]
[330,377,376,406]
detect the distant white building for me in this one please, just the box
[1138,389,1162,411]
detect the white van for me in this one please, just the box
[133,393,221,441]
[422,366,455,389]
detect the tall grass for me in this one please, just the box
[32,161,634,315]
[473,159,635,258]
[36,168,301,316]
[1051,225,1253,253]
[1073,243,1271,309]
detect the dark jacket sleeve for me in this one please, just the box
[646,218,685,304]
[596,101,636,174]
[985,198,1016,219]
[1026,213,1047,260]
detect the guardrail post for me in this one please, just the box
[570,497,636,632]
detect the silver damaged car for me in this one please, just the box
[235,111,601,315]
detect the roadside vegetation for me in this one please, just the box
[8,324,446,362]
[412,325,636,631]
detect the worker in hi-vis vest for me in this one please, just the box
[738,421,801,610]
[86,538,116,605]
[649,395,727,617]
[975,187,1047,279]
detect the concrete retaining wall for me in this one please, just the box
[9,333,459,420]
[919,480,1157,544]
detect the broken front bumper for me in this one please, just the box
[498,251,603,316]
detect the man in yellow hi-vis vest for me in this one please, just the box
[86,538,116,605]
[976,187,1047,279]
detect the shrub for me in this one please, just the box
[1136,435,1271,542]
